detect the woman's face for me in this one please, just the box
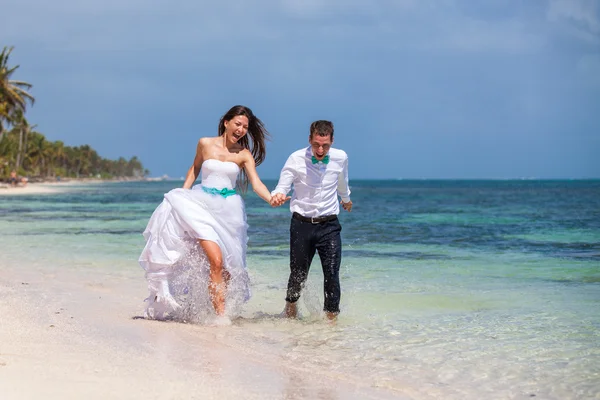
[224,115,249,144]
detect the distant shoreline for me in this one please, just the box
[0,177,148,196]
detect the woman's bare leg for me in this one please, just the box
[199,240,226,316]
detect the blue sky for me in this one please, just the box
[2,0,599,179]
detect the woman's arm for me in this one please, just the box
[242,151,272,203]
[183,139,205,189]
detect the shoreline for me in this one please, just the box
[0,182,74,196]
[0,178,147,196]
[0,181,91,196]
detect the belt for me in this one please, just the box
[292,212,337,224]
[202,186,237,198]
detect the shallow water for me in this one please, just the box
[1,179,599,399]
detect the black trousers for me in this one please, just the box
[285,216,342,313]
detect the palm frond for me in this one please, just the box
[8,80,33,89]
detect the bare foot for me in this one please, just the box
[283,302,298,318]
[209,282,226,316]
[325,311,338,322]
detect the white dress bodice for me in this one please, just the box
[200,159,240,190]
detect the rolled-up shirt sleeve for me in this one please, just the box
[337,157,351,203]
[271,155,296,196]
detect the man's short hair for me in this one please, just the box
[310,120,334,140]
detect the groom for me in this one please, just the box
[270,120,352,320]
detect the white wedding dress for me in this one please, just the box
[139,159,250,323]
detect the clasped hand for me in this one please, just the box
[270,193,291,207]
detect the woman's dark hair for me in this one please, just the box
[218,105,270,192]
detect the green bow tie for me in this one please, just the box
[312,155,329,164]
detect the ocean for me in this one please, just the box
[1,179,599,399]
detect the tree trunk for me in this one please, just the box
[22,129,28,170]
[16,127,23,170]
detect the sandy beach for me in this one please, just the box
[0,262,405,400]
[0,183,65,196]
[0,180,98,196]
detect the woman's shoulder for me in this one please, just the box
[197,137,214,146]
[195,137,219,153]
[237,147,254,163]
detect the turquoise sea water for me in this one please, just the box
[1,180,599,399]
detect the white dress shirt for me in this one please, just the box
[271,146,351,217]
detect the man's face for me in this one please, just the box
[309,134,332,160]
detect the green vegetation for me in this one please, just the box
[0,46,148,180]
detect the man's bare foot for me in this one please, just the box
[325,311,338,322]
[284,302,298,318]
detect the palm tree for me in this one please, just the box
[12,110,35,171]
[48,140,66,177]
[26,131,51,176]
[0,46,35,139]
[76,145,94,177]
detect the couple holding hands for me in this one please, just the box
[139,105,352,325]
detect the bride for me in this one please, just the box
[138,105,286,325]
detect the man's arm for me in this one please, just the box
[270,154,296,206]
[337,156,352,211]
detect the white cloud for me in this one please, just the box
[547,0,600,43]
[548,0,600,32]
